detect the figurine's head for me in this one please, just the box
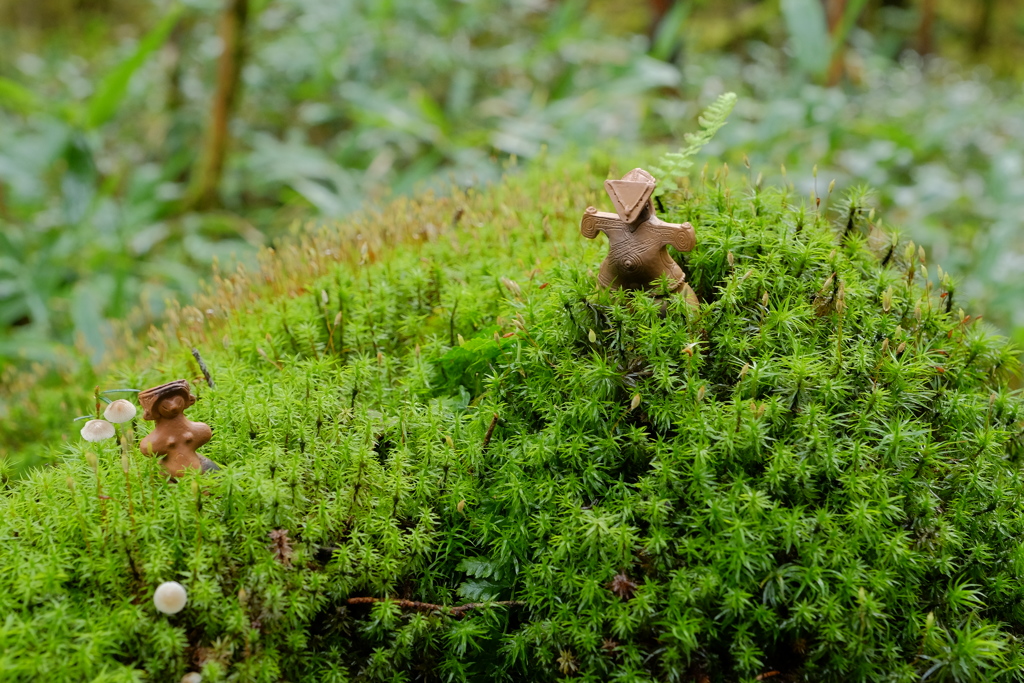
[138,380,196,421]
[604,168,657,225]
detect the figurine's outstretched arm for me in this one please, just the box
[648,217,696,253]
[581,207,622,240]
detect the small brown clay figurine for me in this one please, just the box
[138,380,220,478]
[581,168,697,296]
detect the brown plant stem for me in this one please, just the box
[825,0,847,86]
[183,0,249,211]
[191,347,215,388]
[971,0,995,54]
[481,413,499,451]
[917,0,937,55]
[646,0,673,40]
[0,181,10,220]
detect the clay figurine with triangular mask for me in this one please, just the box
[581,168,696,299]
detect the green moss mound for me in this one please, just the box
[3,157,1024,682]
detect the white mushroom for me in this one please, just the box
[153,581,188,615]
[103,399,137,424]
[181,674,202,683]
[80,419,115,442]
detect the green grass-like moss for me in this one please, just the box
[2,156,1024,682]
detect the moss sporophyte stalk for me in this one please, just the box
[3,156,1024,681]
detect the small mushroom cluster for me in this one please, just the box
[75,382,213,680]
[80,399,136,442]
[77,380,219,479]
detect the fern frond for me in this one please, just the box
[652,92,737,196]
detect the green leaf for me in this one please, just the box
[84,5,184,129]
[60,135,97,225]
[434,327,508,395]
[780,0,830,76]
[456,556,497,579]
[413,89,450,140]
[0,77,40,115]
[70,281,113,365]
[650,0,690,62]
[457,579,504,601]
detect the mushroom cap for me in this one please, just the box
[153,581,188,615]
[181,674,202,683]
[80,419,115,442]
[103,399,137,424]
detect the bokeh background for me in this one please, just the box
[0,0,1021,371]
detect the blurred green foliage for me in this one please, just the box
[0,0,680,368]
[0,0,1022,368]
[691,49,1024,349]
